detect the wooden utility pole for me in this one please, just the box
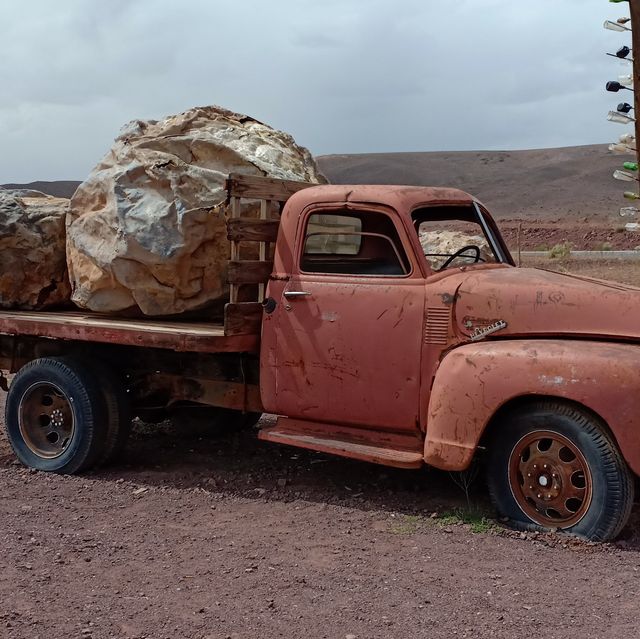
[631,0,640,181]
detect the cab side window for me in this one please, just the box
[301,210,410,276]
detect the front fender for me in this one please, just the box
[424,339,640,474]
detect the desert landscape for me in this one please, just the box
[8,143,640,288]
[7,143,639,254]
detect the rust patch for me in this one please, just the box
[441,292,459,305]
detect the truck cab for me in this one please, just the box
[260,184,512,444]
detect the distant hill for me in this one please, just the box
[0,180,80,199]
[318,144,624,221]
[2,144,627,220]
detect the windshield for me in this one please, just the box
[412,204,507,271]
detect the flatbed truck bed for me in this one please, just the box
[0,174,311,362]
[0,310,259,354]
[0,174,300,425]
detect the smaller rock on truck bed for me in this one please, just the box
[0,174,638,541]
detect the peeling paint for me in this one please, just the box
[441,292,458,305]
[538,374,566,386]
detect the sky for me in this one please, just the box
[0,0,633,182]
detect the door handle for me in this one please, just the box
[284,291,312,299]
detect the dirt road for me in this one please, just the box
[1,402,640,639]
[3,257,640,639]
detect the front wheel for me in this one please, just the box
[487,400,634,541]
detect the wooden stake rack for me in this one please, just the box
[223,173,315,336]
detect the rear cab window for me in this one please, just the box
[300,209,411,277]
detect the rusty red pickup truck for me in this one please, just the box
[0,174,637,541]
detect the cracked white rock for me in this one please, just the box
[66,105,326,316]
[419,229,492,269]
[0,190,71,309]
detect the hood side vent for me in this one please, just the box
[424,307,449,345]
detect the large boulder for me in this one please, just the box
[419,229,492,269]
[66,105,326,316]
[0,190,71,309]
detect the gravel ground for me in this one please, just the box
[1,404,640,639]
[3,257,640,638]
[521,255,640,288]
[501,221,640,252]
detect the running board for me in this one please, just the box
[258,418,424,469]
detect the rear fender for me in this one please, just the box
[424,340,640,475]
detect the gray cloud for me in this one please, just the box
[0,0,631,181]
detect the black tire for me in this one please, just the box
[487,400,634,541]
[95,363,131,466]
[5,357,108,474]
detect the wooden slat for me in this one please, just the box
[225,173,315,202]
[224,302,263,336]
[229,196,240,304]
[227,260,273,285]
[258,200,269,300]
[259,200,269,256]
[227,218,279,242]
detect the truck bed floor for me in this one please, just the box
[0,310,259,354]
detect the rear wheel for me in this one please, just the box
[95,363,131,466]
[5,357,108,474]
[487,400,634,541]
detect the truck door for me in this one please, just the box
[261,204,425,432]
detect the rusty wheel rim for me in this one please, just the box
[508,430,593,528]
[18,382,75,459]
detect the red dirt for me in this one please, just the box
[4,258,640,638]
[2,401,640,638]
[521,256,640,288]
[501,221,640,252]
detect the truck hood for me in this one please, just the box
[449,266,640,342]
